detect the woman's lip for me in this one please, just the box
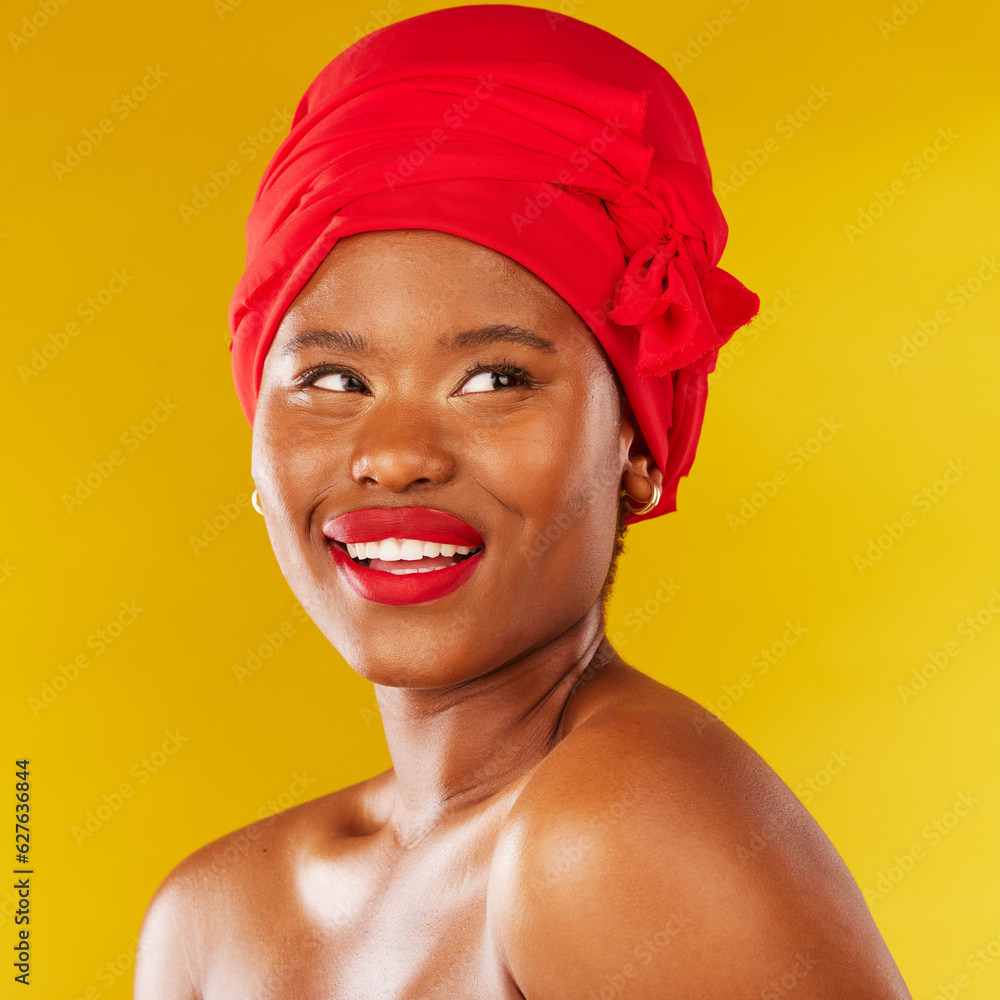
[329,542,483,606]
[323,506,484,546]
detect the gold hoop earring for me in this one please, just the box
[251,488,264,515]
[624,480,661,516]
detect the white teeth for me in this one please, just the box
[346,537,481,563]
[400,539,425,561]
[377,538,402,561]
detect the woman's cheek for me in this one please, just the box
[255,405,339,500]
[468,413,566,510]
[488,403,617,585]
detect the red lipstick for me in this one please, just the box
[323,507,485,607]
[324,506,483,546]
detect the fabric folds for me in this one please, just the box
[228,4,760,520]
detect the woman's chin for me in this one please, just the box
[337,651,494,690]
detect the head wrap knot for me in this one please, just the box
[607,231,761,376]
[228,4,761,520]
[600,163,759,376]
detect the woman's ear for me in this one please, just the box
[618,400,663,507]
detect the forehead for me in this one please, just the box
[273,229,584,347]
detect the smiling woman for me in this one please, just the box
[255,231,634,663]
[134,5,912,999]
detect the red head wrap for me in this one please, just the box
[229,3,760,521]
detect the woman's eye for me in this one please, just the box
[311,371,365,392]
[459,370,521,394]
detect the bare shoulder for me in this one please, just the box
[489,665,912,1000]
[133,770,393,999]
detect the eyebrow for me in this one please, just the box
[279,328,367,357]
[449,324,557,355]
[279,323,557,358]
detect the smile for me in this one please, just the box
[343,538,483,575]
[322,507,485,606]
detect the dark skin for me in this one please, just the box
[135,230,912,999]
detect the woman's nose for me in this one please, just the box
[349,405,457,493]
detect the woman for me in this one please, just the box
[136,5,913,997]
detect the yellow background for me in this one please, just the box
[2,0,997,995]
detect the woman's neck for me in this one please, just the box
[373,607,614,845]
